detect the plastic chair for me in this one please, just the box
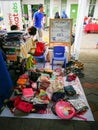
[33,54,45,68]
[33,42,46,68]
[52,46,66,70]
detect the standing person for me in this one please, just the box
[92,18,96,24]
[32,4,44,41]
[84,16,88,25]
[61,11,68,19]
[54,12,60,18]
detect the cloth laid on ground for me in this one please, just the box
[0,67,94,121]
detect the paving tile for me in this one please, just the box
[84,88,98,95]
[87,121,98,130]
[91,88,98,95]
[89,101,98,112]
[93,83,98,88]
[87,94,98,104]
[93,111,98,121]
[82,83,92,88]
[83,82,98,89]
[73,121,91,130]
[0,117,24,130]
[49,120,73,130]
[83,88,94,95]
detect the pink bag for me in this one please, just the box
[22,88,34,98]
[55,100,75,119]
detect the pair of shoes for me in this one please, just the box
[64,68,71,76]
[66,61,74,67]
[73,61,84,69]
[76,72,84,78]
[71,68,84,78]
[71,68,81,73]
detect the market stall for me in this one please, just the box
[0,65,94,121]
[2,31,32,61]
[1,31,34,73]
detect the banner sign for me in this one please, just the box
[1,0,22,30]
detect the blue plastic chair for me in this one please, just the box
[33,54,45,68]
[52,46,66,70]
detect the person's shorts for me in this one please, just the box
[37,28,43,37]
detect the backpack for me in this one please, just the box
[33,42,45,56]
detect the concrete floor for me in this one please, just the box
[79,33,98,121]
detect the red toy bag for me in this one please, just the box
[15,101,33,113]
[33,42,45,56]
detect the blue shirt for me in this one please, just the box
[33,11,43,28]
[61,11,68,19]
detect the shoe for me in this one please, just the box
[73,61,84,69]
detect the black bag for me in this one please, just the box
[64,85,76,96]
[29,71,41,82]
